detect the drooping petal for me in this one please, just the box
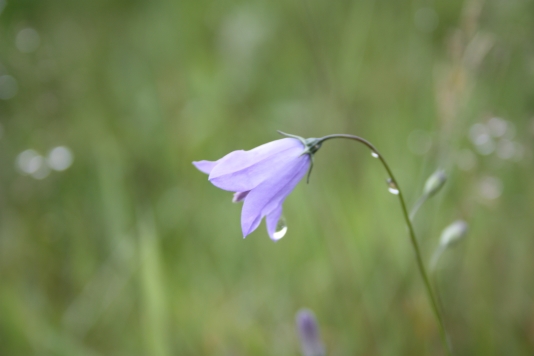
[241,209,263,238]
[209,138,304,192]
[266,205,283,241]
[192,160,218,175]
[232,191,249,203]
[241,155,309,237]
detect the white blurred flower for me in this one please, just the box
[479,176,502,200]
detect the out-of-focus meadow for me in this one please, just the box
[0,0,533,354]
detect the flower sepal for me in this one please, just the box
[277,131,323,183]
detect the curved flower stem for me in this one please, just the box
[316,134,452,355]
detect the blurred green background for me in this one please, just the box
[1,0,533,354]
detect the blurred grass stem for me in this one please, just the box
[317,134,452,355]
[430,244,447,272]
[410,194,429,220]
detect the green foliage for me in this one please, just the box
[1,0,533,354]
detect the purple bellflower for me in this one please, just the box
[193,133,321,241]
[296,309,325,356]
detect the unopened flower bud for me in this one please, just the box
[296,309,325,356]
[430,220,469,270]
[423,169,447,197]
[439,220,468,247]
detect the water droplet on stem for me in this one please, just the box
[371,151,379,158]
[387,178,399,195]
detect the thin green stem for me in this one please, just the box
[430,244,446,273]
[432,266,446,332]
[317,134,452,355]
[410,193,429,221]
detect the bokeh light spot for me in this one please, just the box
[16,28,41,53]
[470,123,495,155]
[487,117,507,138]
[17,149,42,175]
[17,150,39,174]
[479,176,503,200]
[47,146,74,171]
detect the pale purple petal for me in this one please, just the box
[266,205,283,241]
[241,155,309,237]
[296,309,325,356]
[232,191,249,203]
[208,138,304,192]
[242,210,263,238]
[193,160,218,174]
[194,136,313,240]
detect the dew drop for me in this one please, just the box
[388,187,399,195]
[387,178,399,195]
[273,216,287,241]
[371,151,379,158]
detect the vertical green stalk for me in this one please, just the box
[316,134,452,355]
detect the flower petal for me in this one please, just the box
[241,210,263,238]
[192,160,218,175]
[209,138,304,192]
[232,191,249,203]
[266,205,283,241]
[241,155,309,237]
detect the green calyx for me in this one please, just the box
[277,131,323,183]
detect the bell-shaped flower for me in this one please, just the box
[296,309,325,356]
[193,137,315,240]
